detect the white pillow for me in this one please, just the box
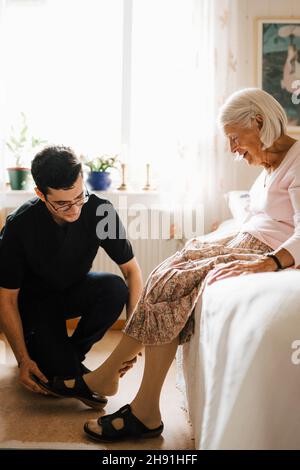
[225,190,250,222]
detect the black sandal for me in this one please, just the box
[83,404,164,442]
[31,374,107,410]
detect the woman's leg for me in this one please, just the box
[65,334,143,396]
[131,336,179,427]
[86,336,179,434]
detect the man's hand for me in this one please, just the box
[18,358,49,394]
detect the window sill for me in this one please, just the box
[0,188,161,209]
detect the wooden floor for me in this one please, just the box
[0,330,194,450]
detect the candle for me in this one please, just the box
[117,163,128,191]
[143,162,152,191]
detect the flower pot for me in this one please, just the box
[87,171,112,191]
[7,167,31,190]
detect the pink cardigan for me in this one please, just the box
[241,140,300,267]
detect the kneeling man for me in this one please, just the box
[0,146,143,407]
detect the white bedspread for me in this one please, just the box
[182,270,300,449]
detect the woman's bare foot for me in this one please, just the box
[63,356,139,395]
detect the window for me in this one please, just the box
[130,0,196,185]
[2,0,123,162]
[1,0,198,197]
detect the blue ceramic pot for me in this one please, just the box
[87,171,112,191]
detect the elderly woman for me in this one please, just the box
[37,88,299,442]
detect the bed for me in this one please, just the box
[180,214,300,449]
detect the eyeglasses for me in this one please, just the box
[45,188,90,213]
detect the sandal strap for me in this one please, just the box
[52,376,105,402]
[74,376,98,399]
[74,376,106,402]
[97,404,155,439]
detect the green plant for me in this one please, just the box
[84,154,119,172]
[5,112,47,167]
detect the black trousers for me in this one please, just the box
[18,272,128,379]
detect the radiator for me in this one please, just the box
[92,237,178,281]
[92,205,181,279]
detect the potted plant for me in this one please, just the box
[5,112,47,190]
[84,154,119,191]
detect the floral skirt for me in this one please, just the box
[123,232,272,345]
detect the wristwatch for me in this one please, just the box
[265,253,283,271]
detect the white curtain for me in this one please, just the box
[191,0,242,232]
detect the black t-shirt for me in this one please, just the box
[0,194,134,295]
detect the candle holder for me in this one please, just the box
[117,163,128,191]
[143,163,154,191]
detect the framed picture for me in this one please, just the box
[256,18,300,133]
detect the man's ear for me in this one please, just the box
[34,187,46,202]
[255,114,263,130]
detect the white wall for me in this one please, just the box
[234,0,300,191]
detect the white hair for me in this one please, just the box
[218,88,288,149]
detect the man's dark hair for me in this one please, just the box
[31,146,82,195]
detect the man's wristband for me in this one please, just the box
[265,253,283,271]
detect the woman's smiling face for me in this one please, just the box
[224,119,264,166]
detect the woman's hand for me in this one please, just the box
[206,254,277,286]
